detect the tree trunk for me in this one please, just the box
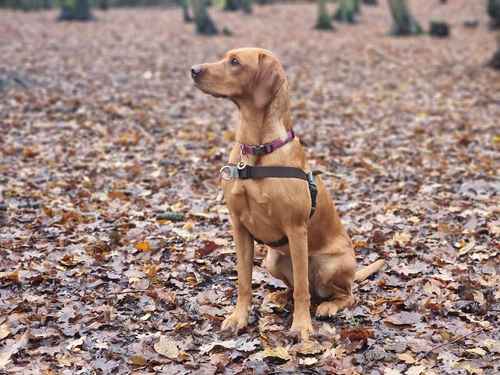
[98,0,109,10]
[488,0,500,29]
[180,0,193,22]
[388,0,422,36]
[489,34,500,70]
[334,0,359,24]
[58,0,93,21]
[224,0,239,11]
[363,0,377,5]
[241,0,252,14]
[316,0,333,30]
[192,0,218,35]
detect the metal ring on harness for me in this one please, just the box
[219,165,238,181]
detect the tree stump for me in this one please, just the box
[180,0,193,22]
[224,0,240,11]
[241,0,252,14]
[388,0,422,36]
[334,0,359,24]
[316,0,334,30]
[193,0,218,35]
[489,35,500,70]
[488,0,500,29]
[430,21,450,37]
[58,0,94,21]
[489,47,500,69]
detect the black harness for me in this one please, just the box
[220,163,319,247]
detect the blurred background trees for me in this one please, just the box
[388,0,422,35]
[179,0,192,21]
[334,0,359,23]
[192,0,217,34]
[489,0,500,29]
[488,0,500,68]
[316,0,333,30]
[0,0,498,70]
[58,0,93,20]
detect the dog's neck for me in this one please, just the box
[236,84,292,146]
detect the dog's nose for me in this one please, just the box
[191,65,203,80]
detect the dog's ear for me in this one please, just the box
[253,53,285,109]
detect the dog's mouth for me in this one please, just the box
[194,82,228,99]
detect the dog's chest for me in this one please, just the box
[222,180,276,230]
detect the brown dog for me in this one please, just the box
[191,48,384,341]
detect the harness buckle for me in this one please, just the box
[253,144,270,156]
[220,165,239,181]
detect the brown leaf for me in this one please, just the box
[197,240,220,257]
[0,323,11,341]
[154,336,180,359]
[0,271,19,283]
[340,327,374,342]
[385,311,422,326]
[0,331,29,369]
[135,241,151,252]
[250,346,291,362]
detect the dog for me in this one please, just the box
[191,48,384,341]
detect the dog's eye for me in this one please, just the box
[230,57,240,66]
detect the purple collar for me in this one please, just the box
[240,129,295,156]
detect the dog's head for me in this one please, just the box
[191,48,286,109]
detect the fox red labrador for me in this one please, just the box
[191,48,384,340]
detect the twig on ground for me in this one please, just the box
[419,325,494,359]
[106,289,151,296]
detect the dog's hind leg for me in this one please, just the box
[310,252,356,318]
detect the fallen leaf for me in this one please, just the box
[154,336,180,359]
[406,365,426,375]
[397,352,416,364]
[250,346,291,362]
[385,311,422,326]
[197,240,220,257]
[298,357,318,366]
[67,336,85,351]
[384,368,402,375]
[135,241,151,252]
[458,238,476,257]
[0,331,29,369]
[0,323,11,341]
[340,327,374,342]
[465,347,487,357]
[0,271,19,283]
[128,355,147,366]
[293,340,324,355]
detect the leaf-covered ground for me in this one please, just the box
[1,1,499,374]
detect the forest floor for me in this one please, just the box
[0,1,499,374]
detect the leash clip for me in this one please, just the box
[220,165,239,181]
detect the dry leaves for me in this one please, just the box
[154,336,180,359]
[0,1,498,374]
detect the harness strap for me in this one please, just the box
[221,164,319,248]
[237,165,309,181]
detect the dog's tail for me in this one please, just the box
[354,259,385,282]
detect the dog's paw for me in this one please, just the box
[316,296,354,318]
[221,311,248,335]
[290,316,314,341]
[315,301,340,318]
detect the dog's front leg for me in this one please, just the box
[288,226,313,341]
[221,220,254,335]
